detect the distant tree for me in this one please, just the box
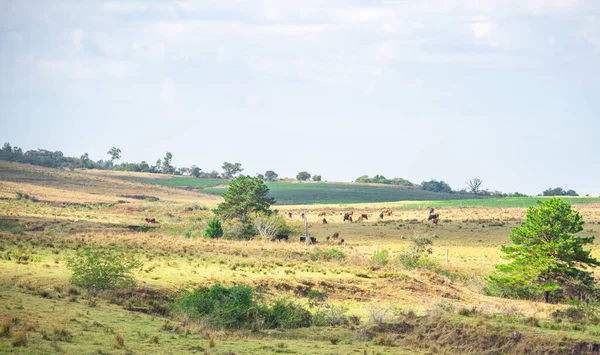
[162,152,175,174]
[542,187,579,197]
[152,159,162,173]
[222,162,243,179]
[420,180,453,194]
[355,175,371,183]
[191,165,202,178]
[296,171,311,181]
[107,147,121,166]
[390,178,413,186]
[207,170,221,179]
[139,161,150,172]
[264,170,278,182]
[204,217,224,239]
[312,175,322,182]
[256,173,265,180]
[487,198,600,303]
[214,175,275,223]
[509,192,528,197]
[79,153,94,169]
[467,178,483,194]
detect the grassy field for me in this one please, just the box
[1,161,600,354]
[118,175,230,188]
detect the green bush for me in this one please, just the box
[66,247,142,293]
[172,284,260,329]
[204,217,223,239]
[263,298,312,329]
[370,249,389,266]
[172,284,313,330]
[311,248,346,261]
[397,237,433,268]
[312,304,349,327]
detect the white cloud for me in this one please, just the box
[160,79,176,105]
[216,47,226,63]
[71,28,85,48]
[583,15,600,51]
[471,22,493,40]
[246,95,260,106]
[103,2,147,12]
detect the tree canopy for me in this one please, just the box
[296,171,311,181]
[214,175,275,222]
[488,198,599,302]
[420,179,453,193]
[542,187,578,197]
[222,162,243,179]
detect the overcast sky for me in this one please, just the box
[1,0,599,195]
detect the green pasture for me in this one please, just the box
[117,176,229,188]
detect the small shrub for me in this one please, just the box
[66,247,141,293]
[204,217,223,239]
[12,330,27,347]
[209,334,215,348]
[149,335,159,344]
[114,331,124,348]
[329,337,339,345]
[53,322,73,342]
[370,250,389,266]
[311,248,346,261]
[397,236,433,269]
[308,289,328,308]
[1,317,11,337]
[263,298,312,329]
[373,334,396,347]
[312,305,349,327]
[172,284,259,329]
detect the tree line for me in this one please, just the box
[0,142,583,195]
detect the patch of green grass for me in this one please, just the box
[118,176,229,188]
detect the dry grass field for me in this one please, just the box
[1,161,600,354]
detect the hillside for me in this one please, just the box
[2,161,600,353]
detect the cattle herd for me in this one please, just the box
[143,208,438,245]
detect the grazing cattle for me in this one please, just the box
[338,238,345,245]
[274,234,289,241]
[382,209,393,216]
[322,218,328,224]
[332,232,340,239]
[343,213,349,222]
[348,216,353,222]
[318,211,326,217]
[361,214,368,220]
[357,215,364,222]
[347,211,354,216]
[380,212,384,219]
[145,217,157,224]
[299,236,318,244]
[386,211,393,216]
[428,213,440,225]
[288,212,292,218]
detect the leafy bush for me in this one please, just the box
[551,299,600,324]
[312,304,349,327]
[308,289,328,308]
[66,247,141,293]
[223,220,256,240]
[172,284,260,329]
[370,249,389,266]
[15,191,39,202]
[263,298,312,329]
[254,214,294,240]
[172,284,313,330]
[311,248,346,261]
[204,217,223,239]
[397,237,433,268]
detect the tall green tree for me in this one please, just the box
[162,152,175,174]
[296,171,311,181]
[214,175,275,223]
[222,162,243,179]
[488,198,599,302]
[107,147,121,166]
[264,170,278,182]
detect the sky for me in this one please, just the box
[0,0,599,196]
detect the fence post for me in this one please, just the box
[446,248,449,263]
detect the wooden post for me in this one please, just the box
[445,248,449,263]
[303,211,309,246]
[376,245,379,254]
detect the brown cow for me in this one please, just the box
[318,211,326,217]
[428,213,440,225]
[357,215,364,222]
[145,217,157,224]
[347,211,354,216]
[322,218,328,224]
[288,212,292,218]
[361,214,368,220]
[332,232,340,239]
[348,216,353,222]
